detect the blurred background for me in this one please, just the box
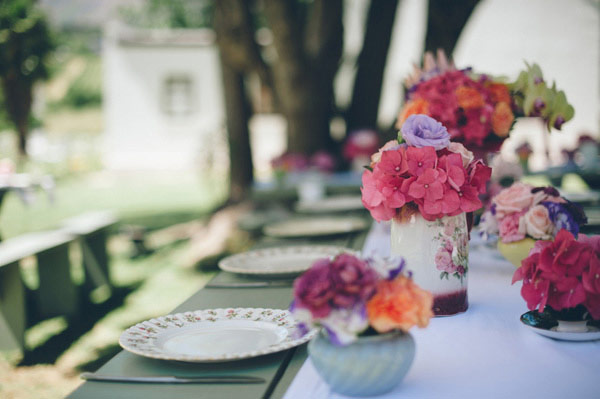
[0,0,598,397]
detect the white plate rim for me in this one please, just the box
[119,308,316,362]
[520,314,600,342]
[263,216,368,238]
[218,245,356,276]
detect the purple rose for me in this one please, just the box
[542,201,587,237]
[293,258,334,318]
[329,254,378,307]
[401,114,450,150]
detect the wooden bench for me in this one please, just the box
[0,210,118,353]
[0,230,77,352]
[59,210,119,294]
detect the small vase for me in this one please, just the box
[497,238,536,267]
[391,208,469,316]
[308,330,414,397]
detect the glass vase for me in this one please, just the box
[391,210,469,316]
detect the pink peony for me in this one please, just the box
[519,205,554,240]
[499,212,526,243]
[329,254,379,308]
[293,259,335,318]
[447,142,474,167]
[492,182,535,218]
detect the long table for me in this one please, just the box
[68,225,370,399]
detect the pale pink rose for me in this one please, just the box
[499,212,526,243]
[447,142,474,168]
[492,183,535,218]
[370,140,400,167]
[435,249,453,272]
[519,205,553,240]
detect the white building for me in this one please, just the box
[102,22,225,171]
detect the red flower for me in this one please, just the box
[361,169,397,221]
[406,146,437,176]
[374,170,407,209]
[582,253,600,294]
[408,168,446,203]
[456,185,482,213]
[438,153,465,191]
[378,148,408,176]
[468,160,492,194]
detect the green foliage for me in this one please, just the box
[119,0,213,29]
[61,57,102,108]
[0,0,54,82]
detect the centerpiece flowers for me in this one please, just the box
[361,113,491,315]
[398,51,574,154]
[290,253,432,396]
[479,182,587,266]
[512,230,600,331]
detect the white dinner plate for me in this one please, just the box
[263,216,369,238]
[520,311,600,342]
[294,195,365,213]
[219,245,355,277]
[120,308,316,362]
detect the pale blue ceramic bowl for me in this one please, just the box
[308,330,415,397]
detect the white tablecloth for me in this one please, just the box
[284,222,600,399]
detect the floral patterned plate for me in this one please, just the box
[520,311,600,341]
[119,308,316,362]
[218,245,355,277]
[263,216,369,238]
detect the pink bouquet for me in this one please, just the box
[343,130,380,161]
[361,114,491,222]
[398,52,574,153]
[512,230,600,320]
[290,253,433,345]
[480,183,587,243]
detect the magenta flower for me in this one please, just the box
[378,148,408,176]
[361,169,397,221]
[293,259,335,318]
[406,146,437,176]
[408,168,446,203]
[374,171,407,208]
[329,254,378,308]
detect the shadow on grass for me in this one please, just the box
[19,284,140,367]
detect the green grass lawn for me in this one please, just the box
[0,171,228,398]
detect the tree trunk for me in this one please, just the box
[2,74,32,156]
[346,0,399,132]
[424,0,480,57]
[263,0,343,154]
[219,59,254,203]
[214,0,260,202]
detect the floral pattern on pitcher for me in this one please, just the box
[431,216,468,283]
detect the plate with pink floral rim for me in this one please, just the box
[119,308,317,362]
[263,216,369,238]
[520,311,600,342]
[218,245,356,277]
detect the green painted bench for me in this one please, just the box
[0,230,77,352]
[60,210,119,294]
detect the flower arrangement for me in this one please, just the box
[271,151,336,181]
[479,183,587,243]
[343,130,380,161]
[361,114,491,222]
[290,253,433,345]
[398,51,574,152]
[512,230,600,320]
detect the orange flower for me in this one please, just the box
[487,83,511,104]
[455,86,485,109]
[396,98,430,128]
[366,275,433,333]
[491,102,514,137]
